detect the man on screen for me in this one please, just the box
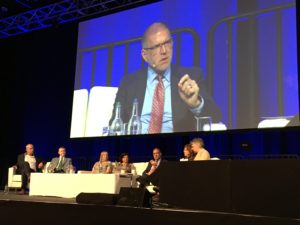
[110,22,221,134]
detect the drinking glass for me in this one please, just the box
[67,165,76,174]
[47,164,54,173]
[195,116,212,131]
[70,166,76,174]
[123,123,127,135]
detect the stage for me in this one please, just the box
[0,192,299,225]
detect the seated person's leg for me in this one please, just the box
[148,172,159,187]
[20,162,34,189]
[137,172,161,188]
[21,171,28,189]
[22,162,32,177]
[136,174,151,188]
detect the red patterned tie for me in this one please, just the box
[148,75,164,133]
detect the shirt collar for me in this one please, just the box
[148,66,171,84]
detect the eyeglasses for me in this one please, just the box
[143,38,173,52]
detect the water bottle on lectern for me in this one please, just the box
[127,98,142,135]
[110,101,124,135]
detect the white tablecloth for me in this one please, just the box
[29,173,132,198]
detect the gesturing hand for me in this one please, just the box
[178,74,200,108]
[150,160,158,167]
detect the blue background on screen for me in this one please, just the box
[74,0,298,130]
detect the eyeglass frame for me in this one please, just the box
[143,38,173,52]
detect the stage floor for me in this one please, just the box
[0,191,299,225]
[0,191,76,204]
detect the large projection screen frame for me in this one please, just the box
[70,0,299,138]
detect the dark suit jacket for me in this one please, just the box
[142,159,168,176]
[141,159,167,186]
[109,65,221,132]
[16,153,44,173]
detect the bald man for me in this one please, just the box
[16,144,45,194]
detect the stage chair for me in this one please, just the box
[7,162,51,192]
[7,166,22,191]
[258,116,291,128]
[70,89,89,138]
[132,162,148,176]
[132,162,157,193]
[84,86,118,137]
[42,162,51,173]
[211,157,220,160]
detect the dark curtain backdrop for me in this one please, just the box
[0,1,300,188]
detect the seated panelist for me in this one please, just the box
[179,144,194,161]
[190,138,210,161]
[15,143,45,194]
[137,148,167,187]
[113,152,136,174]
[49,147,73,173]
[92,151,112,174]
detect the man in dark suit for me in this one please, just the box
[109,22,221,134]
[137,147,167,187]
[49,147,72,173]
[16,143,45,194]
